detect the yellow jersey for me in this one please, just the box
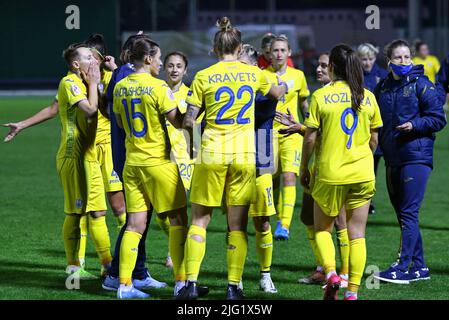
[113,72,177,167]
[96,70,113,144]
[56,72,97,161]
[186,60,272,154]
[304,81,383,184]
[265,66,310,132]
[412,55,441,83]
[166,83,190,162]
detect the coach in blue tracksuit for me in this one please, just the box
[357,43,389,215]
[373,40,446,284]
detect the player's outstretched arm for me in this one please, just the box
[3,99,59,142]
[79,61,101,117]
[165,107,185,129]
[182,104,201,159]
[266,81,288,100]
[275,108,306,136]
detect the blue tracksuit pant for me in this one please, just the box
[386,164,431,270]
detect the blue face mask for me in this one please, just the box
[389,62,413,77]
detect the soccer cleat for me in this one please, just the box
[176,281,199,300]
[343,292,358,300]
[373,265,410,284]
[133,271,168,290]
[274,221,289,240]
[102,275,119,291]
[339,274,348,288]
[260,275,278,293]
[323,274,341,300]
[298,269,326,285]
[117,284,150,299]
[407,266,430,282]
[226,284,245,300]
[165,255,173,269]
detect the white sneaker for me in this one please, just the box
[260,274,278,293]
[173,280,186,296]
[339,274,348,288]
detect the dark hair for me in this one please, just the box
[329,44,364,112]
[163,51,188,68]
[62,42,85,67]
[213,17,242,57]
[414,39,426,53]
[239,44,259,65]
[85,33,107,57]
[130,38,160,63]
[261,33,275,49]
[385,39,411,59]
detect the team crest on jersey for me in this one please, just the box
[76,199,83,209]
[71,84,81,95]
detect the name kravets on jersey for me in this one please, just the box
[207,72,257,84]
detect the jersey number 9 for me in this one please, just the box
[340,107,358,149]
[122,98,148,138]
[215,85,254,125]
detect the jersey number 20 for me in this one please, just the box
[215,85,254,125]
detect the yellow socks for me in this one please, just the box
[280,186,296,229]
[116,212,126,229]
[255,227,273,272]
[315,231,336,275]
[275,188,283,218]
[156,215,170,237]
[62,214,81,266]
[348,238,366,293]
[78,215,87,267]
[337,228,350,275]
[227,231,248,285]
[88,215,112,266]
[169,225,187,281]
[306,225,322,267]
[119,230,142,285]
[185,225,207,282]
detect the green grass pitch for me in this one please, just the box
[1,96,449,300]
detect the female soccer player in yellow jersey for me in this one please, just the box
[263,36,310,240]
[156,51,192,269]
[113,38,189,299]
[177,17,287,300]
[301,44,382,300]
[278,53,350,288]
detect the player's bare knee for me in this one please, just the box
[190,234,204,243]
[89,211,106,218]
[283,173,296,186]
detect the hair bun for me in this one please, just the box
[217,17,231,32]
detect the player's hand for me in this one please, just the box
[300,168,311,190]
[3,122,23,142]
[275,109,296,126]
[81,60,101,86]
[278,123,303,136]
[103,55,118,71]
[396,121,413,132]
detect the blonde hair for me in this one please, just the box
[213,17,242,57]
[357,43,379,57]
[239,44,258,65]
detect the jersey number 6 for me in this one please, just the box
[215,85,254,125]
[122,98,148,138]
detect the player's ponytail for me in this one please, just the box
[130,38,160,64]
[213,17,242,58]
[330,44,364,112]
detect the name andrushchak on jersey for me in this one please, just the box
[115,86,154,97]
[207,72,257,84]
